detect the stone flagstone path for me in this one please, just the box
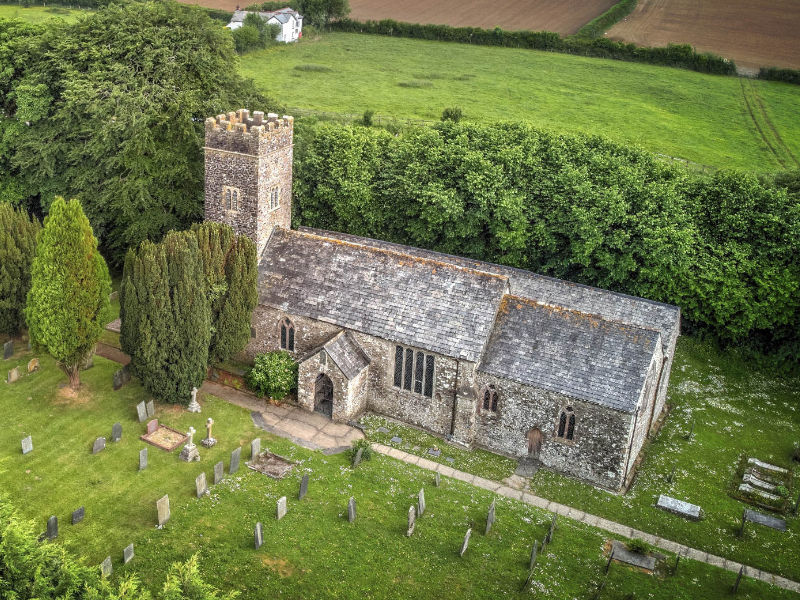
[371,443,800,595]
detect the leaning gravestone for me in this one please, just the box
[27,358,39,373]
[136,402,147,423]
[418,488,426,516]
[529,541,538,570]
[146,400,155,418]
[21,436,33,455]
[111,422,122,443]
[3,340,13,359]
[7,367,19,383]
[348,497,356,523]
[254,522,263,549]
[485,499,496,535]
[123,543,134,564]
[656,495,703,521]
[352,446,364,468]
[214,461,224,485]
[230,447,241,474]
[460,528,472,557]
[156,495,170,527]
[407,505,416,537]
[139,448,148,471]
[112,366,130,390]
[72,507,85,525]
[101,556,112,577]
[299,474,309,500]
[251,438,261,459]
[434,472,441,487]
[47,515,58,539]
[277,496,287,520]
[92,437,106,454]
[195,472,208,498]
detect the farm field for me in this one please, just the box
[0,4,83,23]
[607,0,800,71]
[240,33,800,172]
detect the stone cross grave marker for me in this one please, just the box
[254,522,263,549]
[418,488,426,516]
[7,367,19,383]
[352,446,364,468]
[27,358,39,373]
[406,505,416,537]
[111,422,122,443]
[139,448,148,471]
[202,417,217,448]
[277,496,287,520]
[434,472,440,487]
[100,556,112,577]
[146,400,155,418]
[230,447,241,474]
[47,515,58,539]
[146,419,159,435]
[179,427,200,462]
[347,497,356,523]
[485,499,496,535]
[187,386,201,413]
[123,543,134,564]
[156,495,170,527]
[136,401,147,423]
[21,436,33,455]
[92,437,106,454]
[251,438,261,459]
[299,474,309,500]
[3,340,12,359]
[195,472,208,498]
[72,507,85,525]
[214,461,224,485]
[529,540,538,570]
[460,528,471,557]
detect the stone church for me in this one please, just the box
[203,109,681,491]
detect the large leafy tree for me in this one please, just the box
[25,197,110,389]
[0,0,272,267]
[0,202,40,335]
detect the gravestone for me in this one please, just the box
[299,474,309,500]
[196,472,208,498]
[101,556,112,577]
[427,447,441,458]
[277,496,287,520]
[747,458,788,474]
[434,472,440,487]
[187,386,201,413]
[21,436,33,455]
[92,437,106,454]
[3,340,13,359]
[460,528,471,557]
[179,427,200,462]
[47,515,58,539]
[377,426,389,433]
[656,495,703,521]
[254,522,263,549]
[72,507,85,525]
[136,402,147,423]
[546,513,556,543]
[732,565,745,594]
[743,508,787,532]
[529,541,538,570]
[201,417,217,448]
[123,543,134,564]
[390,436,402,444]
[146,419,159,435]
[610,540,656,571]
[111,422,122,442]
[27,358,39,373]
[418,488,426,516]
[738,482,780,501]
[7,367,19,383]
[406,505,416,537]
[352,446,364,468]
[156,495,170,527]
[445,457,455,464]
[485,499,496,535]
[214,461,224,485]
[146,400,155,418]
[230,447,241,474]
[139,448,148,471]
[251,438,261,459]
[347,497,356,523]
[112,366,130,390]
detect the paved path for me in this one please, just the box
[372,443,800,595]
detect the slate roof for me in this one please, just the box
[323,331,370,380]
[228,8,301,25]
[259,228,509,362]
[479,296,660,412]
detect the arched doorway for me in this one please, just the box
[527,428,542,460]
[314,373,333,418]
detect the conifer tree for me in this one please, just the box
[0,202,40,335]
[25,197,110,389]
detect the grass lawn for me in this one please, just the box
[0,4,84,23]
[240,33,800,172]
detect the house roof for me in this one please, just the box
[228,8,301,24]
[323,331,370,380]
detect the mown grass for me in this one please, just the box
[0,4,84,23]
[240,32,800,172]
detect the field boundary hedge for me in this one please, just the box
[758,66,800,85]
[573,0,637,39]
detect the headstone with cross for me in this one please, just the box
[201,417,217,448]
[187,386,201,413]
[179,427,200,462]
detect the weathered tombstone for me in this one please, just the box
[251,438,261,459]
[546,513,557,543]
[92,437,106,454]
[101,556,112,577]
[146,400,155,418]
[112,366,130,390]
[7,367,19,383]
[123,543,134,564]
[434,472,441,487]
[139,448,148,471]
[742,508,787,532]
[21,436,33,455]
[656,495,703,520]
[213,461,224,485]
[195,472,208,498]
[146,419,159,435]
[406,505,416,537]
[187,386,201,413]
[352,446,364,468]
[156,494,170,527]
[427,447,441,458]
[418,488,426,517]
[230,447,241,474]
[111,422,122,443]
[732,565,745,594]
[72,507,85,525]
[347,497,356,523]
[46,515,58,539]
[299,474,309,500]
[136,401,147,423]
[254,522,263,549]
[529,541,538,570]
[377,426,389,433]
[460,528,471,557]
[277,496,287,520]
[201,417,217,448]
[390,436,402,444]
[27,358,39,373]
[3,340,13,359]
[485,499,496,535]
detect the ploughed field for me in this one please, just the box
[607,0,800,72]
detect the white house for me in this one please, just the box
[226,8,303,43]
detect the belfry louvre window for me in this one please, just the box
[269,187,280,211]
[222,186,241,211]
[393,345,434,397]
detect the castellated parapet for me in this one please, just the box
[204,109,294,258]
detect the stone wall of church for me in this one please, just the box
[242,305,341,361]
[297,348,350,420]
[652,318,680,434]
[471,372,632,491]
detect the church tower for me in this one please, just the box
[203,109,293,258]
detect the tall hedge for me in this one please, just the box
[0,202,40,335]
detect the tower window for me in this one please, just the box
[222,186,241,211]
[269,187,280,211]
[556,406,575,441]
[392,345,434,398]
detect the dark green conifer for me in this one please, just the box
[0,203,40,334]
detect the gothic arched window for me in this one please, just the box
[480,385,499,413]
[556,406,575,441]
[280,318,295,352]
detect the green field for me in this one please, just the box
[241,33,800,172]
[0,4,83,23]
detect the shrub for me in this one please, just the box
[349,437,373,462]
[361,109,375,126]
[441,107,463,122]
[246,351,298,399]
[627,538,649,554]
[776,485,789,498]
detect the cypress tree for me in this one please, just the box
[25,197,110,389]
[0,203,40,335]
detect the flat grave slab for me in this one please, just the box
[105,318,121,333]
[247,450,296,479]
[140,425,188,452]
[656,495,702,521]
[747,458,788,474]
[611,540,657,571]
[744,509,787,532]
[390,436,402,444]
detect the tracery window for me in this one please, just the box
[556,406,575,441]
[280,318,295,351]
[393,345,434,398]
[480,385,499,413]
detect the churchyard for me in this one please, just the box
[1,333,798,598]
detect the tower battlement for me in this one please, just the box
[205,109,294,155]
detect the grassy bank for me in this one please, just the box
[0,4,83,22]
